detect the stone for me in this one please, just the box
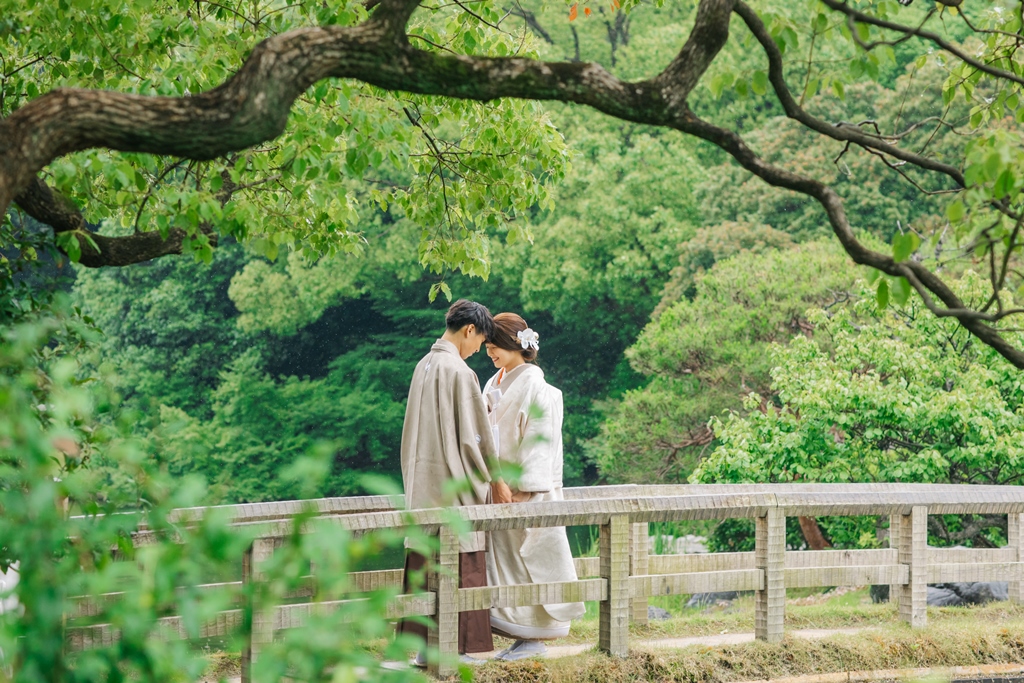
[648,606,672,621]
[686,591,742,608]
[927,582,1009,607]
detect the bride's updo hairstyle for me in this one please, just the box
[490,313,538,362]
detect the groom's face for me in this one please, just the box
[459,324,487,359]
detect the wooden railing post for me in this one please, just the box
[1010,512,1024,604]
[599,515,630,657]
[755,508,785,643]
[241,538,276,683]
[889,513,903,608]
[630,522,649,625]
[427,525,459,678]
[898,506,927,627]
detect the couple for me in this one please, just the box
[397,299,585,664]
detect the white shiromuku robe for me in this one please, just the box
[483,364,585,639]
[401,339,495,553]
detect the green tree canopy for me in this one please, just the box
[591,239,858,484]
[7,0,1024,366]
[694,271,1024,546]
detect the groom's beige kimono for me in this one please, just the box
[398,339,496,654]
[483,363,585,640]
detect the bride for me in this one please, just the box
[482,313,585,661]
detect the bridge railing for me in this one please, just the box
[66,484,1024,679]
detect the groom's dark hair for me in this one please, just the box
[445,299,494,338]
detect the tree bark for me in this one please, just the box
[797,517,831,550]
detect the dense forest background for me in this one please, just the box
[29,0,964,505]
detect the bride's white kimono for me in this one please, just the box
[483,363,585,640]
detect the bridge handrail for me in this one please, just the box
[65,484,1024,680]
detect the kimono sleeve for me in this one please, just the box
[455,373,496,486]
[515,387,561,493]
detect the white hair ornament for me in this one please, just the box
[517,328,540,351]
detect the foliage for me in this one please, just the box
[0,300,432,682]
[693,271,1024,546]
[591,240,858,485]
[2,0,567,281]
[698,62,961,242]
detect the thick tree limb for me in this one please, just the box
[15,177,211,267]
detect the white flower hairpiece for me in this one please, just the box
[517,328,540,351]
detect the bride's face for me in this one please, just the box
[486,343,522,370]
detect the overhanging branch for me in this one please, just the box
[15,177,213,268]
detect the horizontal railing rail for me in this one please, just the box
[64,484,1024,679]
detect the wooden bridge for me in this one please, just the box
[67,483,1024,679]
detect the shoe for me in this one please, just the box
[498,640,547,661]
[493,640,525,660]
[411,651,427,668]
[459,654,484,666]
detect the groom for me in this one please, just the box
[398,299,511,661]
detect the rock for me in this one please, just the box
[927,582,1008,606]
[648,606,672,621]
[686,591,742,608]
[927,585,962,606]
[873,581,1009,606]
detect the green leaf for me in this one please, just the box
[947,199,965,222]
[751,71,768,97]
[892,232,920,263]
[891,276,912,306]
[994,169,1016,199]
[876,278,890,309]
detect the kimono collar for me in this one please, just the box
[495,363,541,391]
[431,338,462,358]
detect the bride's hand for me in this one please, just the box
[510,490,532,503]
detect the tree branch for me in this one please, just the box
[733,1,965,187]
[820,0,1024,87]
[14,177,210,267]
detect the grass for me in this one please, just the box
[474,599,1024,683]
[201,590,1024,681]
[561,588,896,644]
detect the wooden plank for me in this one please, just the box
[66,610,244,652]
[890,514,902,609]
[631,522,649,625]
[599,515,630,658]
[755,508,785,644]
[785,565,908,588]
[928,547,1015,564]
[926,562,1024,583]
[429,526,459,678]
[630,569,762,598]
[242,538,276,683]
[1011,513,1024,605]
[349,569,404,593]
[648,552,754,573]
[785,548,897,568]
[899,506,927,628]
[273,593,435,629]
[68,578,323,620]
[574,557,599,577]
[458,579,606,611]
[132,487,1024,542]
